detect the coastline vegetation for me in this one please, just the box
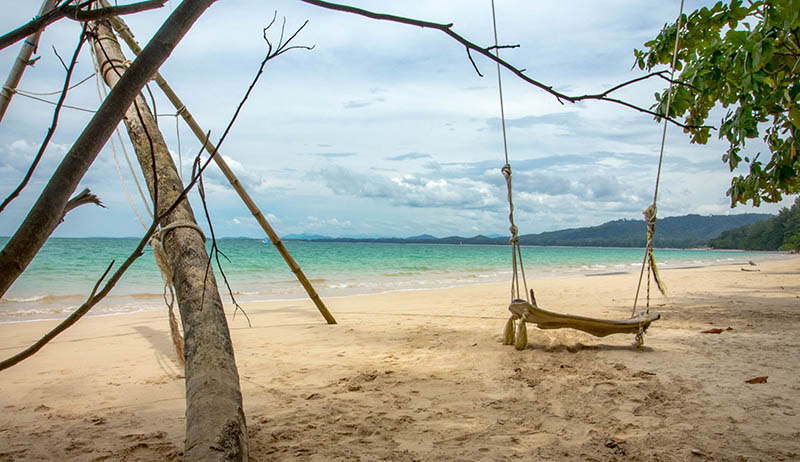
[709,197,800,250]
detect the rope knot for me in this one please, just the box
[642,204,658,246]
[501,163,512,179]
[642,205,656,221]
[509,224,519,244]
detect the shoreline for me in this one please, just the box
[1,258,799,460]
[1,252,796,325]
[0,253,797,324]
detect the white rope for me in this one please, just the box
[10,72,96,96]
[492,0,529,304]
[632,0,685,316]
[149,221,207,287]
[90,39,153,226]
[491,0,510,167]
[6,89,97,113]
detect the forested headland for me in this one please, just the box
[709,197,800,251]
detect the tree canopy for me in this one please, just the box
[636,0,799,206]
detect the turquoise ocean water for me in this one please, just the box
[0,237,786,322]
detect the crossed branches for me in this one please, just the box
[0,14,313,371]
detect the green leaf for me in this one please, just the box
[789,106,800,130]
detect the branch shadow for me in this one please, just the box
[133,325,183,377]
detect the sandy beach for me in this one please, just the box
[1,257,799,461]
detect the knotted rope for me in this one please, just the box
[493,1,530,304]
[502,163,529,302]
[632,0,685,316]
[149,221,206,287]
[149,221,206,366]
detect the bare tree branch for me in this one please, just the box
[299,0,705,130]
[194,156,252,328]
[63,187,105,217]
[193,15,311,326]
[0,24,88,215]
[0,0,166,51]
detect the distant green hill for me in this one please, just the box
[709,197,800,250]
[287,213,775,248]
[517,213,773,248]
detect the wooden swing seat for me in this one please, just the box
[508,299,660,338]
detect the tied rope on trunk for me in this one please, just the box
[149,221,206,366]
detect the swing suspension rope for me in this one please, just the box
[632,0,685,317]
[491,0,529,304]
[492,0,685,315]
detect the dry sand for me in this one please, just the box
[1,257,799,461]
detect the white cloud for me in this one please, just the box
[8,139,33,152]
[315,166,499,210]
[306,216,352,230]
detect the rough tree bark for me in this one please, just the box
[0,0,217,300]
[91,19,247,461]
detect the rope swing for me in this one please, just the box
[493,1,678,350]
[632,0,686,317]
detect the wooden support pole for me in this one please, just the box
[0,0,58,124]
[104,7,337,325]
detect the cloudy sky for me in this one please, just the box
[0,0,793,238]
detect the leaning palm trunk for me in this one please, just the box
[91,19,247,461]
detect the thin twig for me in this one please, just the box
[194,157,252,327]
[194,15,312,325]
[52,45,69,72]
[575,71,696,100]
[0,24,88,215]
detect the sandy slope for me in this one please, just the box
[1,257,799,461]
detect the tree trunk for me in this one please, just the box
[0,0,217,299]
[92,19,247,461]
[0,0,59,124]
